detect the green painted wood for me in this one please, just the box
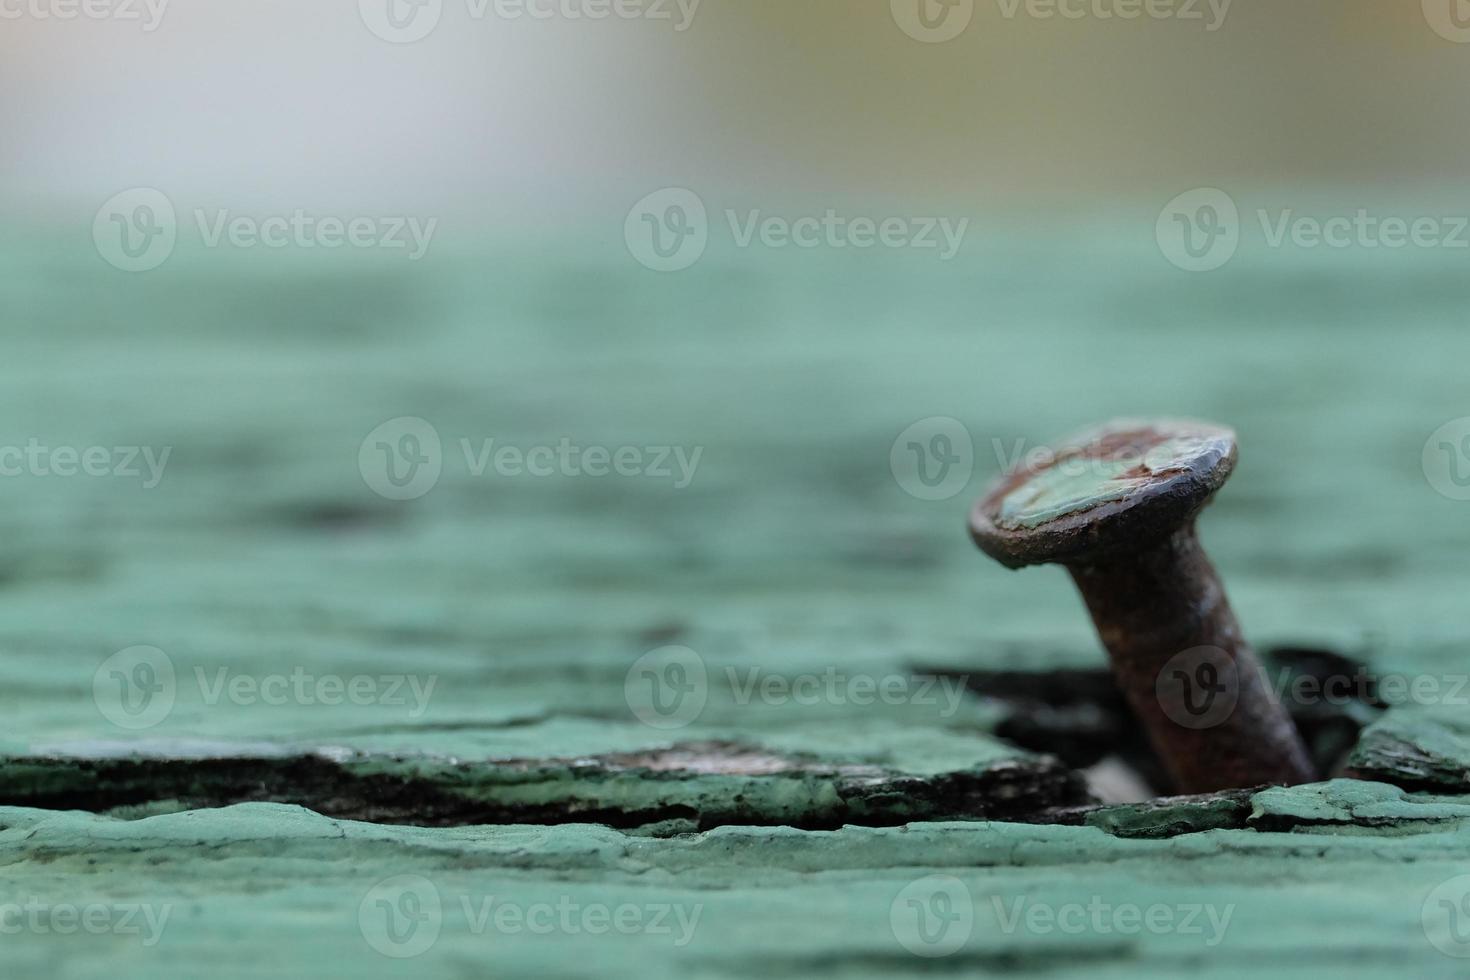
[3,225,1470,974]
[2,796,1468,978]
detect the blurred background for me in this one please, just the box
[7,14,1470,976]
[2,0,1469,748]
[5,0,1470,216]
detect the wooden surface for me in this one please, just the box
[3,224,1470,975]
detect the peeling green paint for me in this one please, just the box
[3,803,1470,978]
[4,230,1470,975]
[996,431,1217,529]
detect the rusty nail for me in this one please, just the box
[969,418,1316,794]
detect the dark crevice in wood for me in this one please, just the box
[0,748,1091,834]
[1,647,1428,840]
[916,645,1385,796]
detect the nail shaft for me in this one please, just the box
[1068,526,1315,793]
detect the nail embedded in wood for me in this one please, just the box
[969,419,1316,794]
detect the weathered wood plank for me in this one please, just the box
[4,233,1470,974]
[3,799,1469,978]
